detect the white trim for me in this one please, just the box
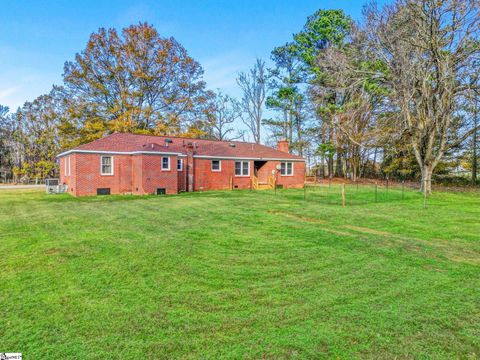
[211,159,221,172]
[177,158,183,171]
[67,157,71,176]
[100,156,114,176]
[194,155,305,162]
[280,162,294,176]
[64,156,70,177]
[57,149,186,158]
[56,149,304,162]
[234,160,250,177]
[161,156,170,171]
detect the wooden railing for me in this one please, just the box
[267,175,275,189]
[252,175,259,190]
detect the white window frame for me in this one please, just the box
[211,160,221,172]
[234,161,250,177]
[280,162,294,176]
[100,156,114,176]
[177,158,183,171]
[161,156,170,171]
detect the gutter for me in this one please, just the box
[57,149,305,162]
[57,149,187,158]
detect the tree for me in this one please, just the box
[364,0,480,193]
[265,43,309,155]
[207,91,243,141]
[0,105,12,170]
[14,88,65,179]
[466,86,479,184]
[237,58,267,143]
[294,9,352,76]
[312,25,393,181]
[63,23,212,139]
[293,9,353,176]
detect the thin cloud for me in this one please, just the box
[0,86,20,100]
[201,51,249,96]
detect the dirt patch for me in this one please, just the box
[344,225,392,237]
[268,210,326,224]
[45,248,63,255]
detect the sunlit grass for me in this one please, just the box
[0,187,479,359]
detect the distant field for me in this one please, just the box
[0,187,479,359]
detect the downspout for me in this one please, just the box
[186,142,195,192]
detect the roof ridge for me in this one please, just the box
[107,132,270,146]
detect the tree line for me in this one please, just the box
[0,0,478,193]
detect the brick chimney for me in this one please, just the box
[277,139,289,153]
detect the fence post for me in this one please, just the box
[375,182,378,203]
[304,183,306,200]
[402,180,405,200]
[342,183,346,207]
[386,178,389,192]
[423,179,428,209]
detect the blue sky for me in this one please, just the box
[0,0,387,111]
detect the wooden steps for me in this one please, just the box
[252,175,275,190]
[257,182,272,190]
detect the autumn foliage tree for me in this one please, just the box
[63,23,212,140]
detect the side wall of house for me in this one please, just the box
[59,152,305,196]
[140,154,178,195]
[72,154,133,196]
[257,161,305,188]
[193,159,252,191]
[60,154,77,195]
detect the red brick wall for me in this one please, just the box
[192,159,304,190]
[59,153,305,196]
[70,154,132,196]
[140,154,178,195]
[60,153,179,196]
[177,157,187,192]
[193,159,253,191]
[257,160,305,188]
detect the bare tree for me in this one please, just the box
[469,87,479,184]
[364,0,480,194]
[208,91,244,141]
[236,58,267,143]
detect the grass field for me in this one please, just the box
[0,187,479,359]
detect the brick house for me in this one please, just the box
[57,133,305,196]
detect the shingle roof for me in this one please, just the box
[60,133,304,161]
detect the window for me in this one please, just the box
[177,159,183,171]
[235,161,250,176]
[280,162,293,176]
[64,157,70,176]
[100,156,113,175]
[162,156,170,170]
[211,160,221,172]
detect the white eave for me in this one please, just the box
[192,155,305,162]
[56,149,305,162]
[56,149,187,158]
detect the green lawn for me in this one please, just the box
[0,187,479,359]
